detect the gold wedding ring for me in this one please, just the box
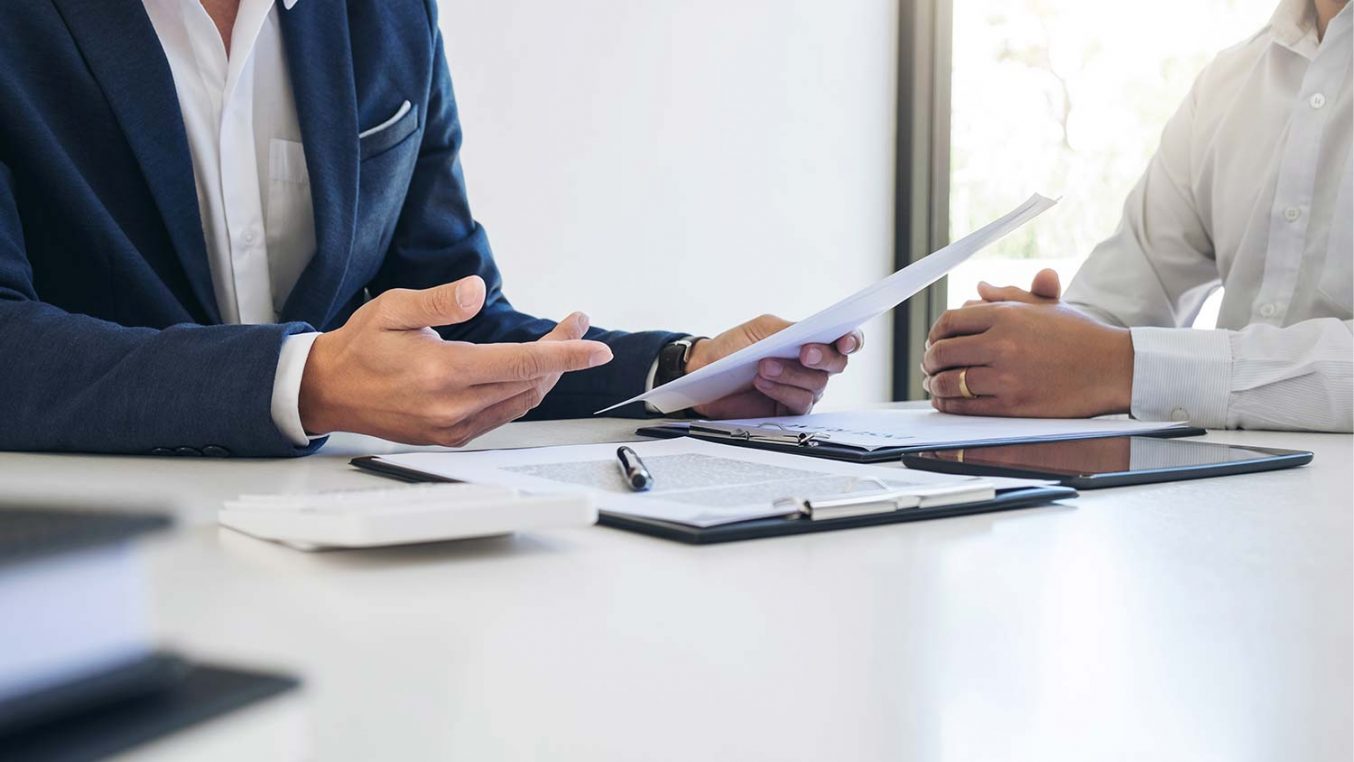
[958,367,977,400]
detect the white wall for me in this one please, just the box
[438,0,899,408]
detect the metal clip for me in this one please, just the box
[688,422,831,448]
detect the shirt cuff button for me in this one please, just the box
[1170,407,1191,422]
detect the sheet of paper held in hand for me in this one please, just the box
[691,409,1193,452]
[598,193,1058,414]
[374,439,1047,528]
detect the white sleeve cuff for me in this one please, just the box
[1129,327,1232,428]
[270,332,324,447]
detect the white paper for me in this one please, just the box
[696,409,1191,452]
[372,439,1043,528]
[599,193,1058,414]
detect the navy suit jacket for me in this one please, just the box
[0,0,680,456]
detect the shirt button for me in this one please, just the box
[1259,302,1278,318]
[1310,92,1326,109]
[242,229,257,245]
[1283,206,1302,222]
[1170,408,1190,422]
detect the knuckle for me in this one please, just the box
[527,384,547,407]
[934,310,956,336]
[371,290,408,321]
[425,286,459,321]
[930,342,950,368]
[434,401,469,428]
[511,352,543,379]
[415,359,446,391]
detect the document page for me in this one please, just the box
[599,193,1057,414]
[375,439,1029,528]
[696,409,1192,452]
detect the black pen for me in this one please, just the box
[615,446,654,492]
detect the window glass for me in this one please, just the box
[946,0,1276,327]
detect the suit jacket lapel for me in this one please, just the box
[277,1,359,328]
[50,0,221,324]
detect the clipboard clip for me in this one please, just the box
[688,422,830,448]
[773,478,919,521]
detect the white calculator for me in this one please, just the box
[219,482,596,551]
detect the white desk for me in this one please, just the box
[1,408,1349,761]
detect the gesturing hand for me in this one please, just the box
[298,275,613,446]
[687,315,863,419]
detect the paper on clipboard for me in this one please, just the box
[598,193,1058,414]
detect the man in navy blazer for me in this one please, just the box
[0,0,861,456]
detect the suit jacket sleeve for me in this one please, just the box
[363,2,682,419]
[0,161,323,456]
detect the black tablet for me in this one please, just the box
[900,436,1313,489]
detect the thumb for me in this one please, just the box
[1030,268,1062,300]
[375,276,486,330]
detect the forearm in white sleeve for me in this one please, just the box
[269,331,323,446]
[1130,318,1354,432]
[1063,72,1219,330]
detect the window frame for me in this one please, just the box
[892,0,953,400]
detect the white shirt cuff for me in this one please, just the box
[1129,327,1232,428]
[270,332,324,447]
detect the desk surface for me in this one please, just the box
[1,407,1349,761]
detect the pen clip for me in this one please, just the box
[689,422,830,448]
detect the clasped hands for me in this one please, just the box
[921,268,1134,418]
[298,275,862,447]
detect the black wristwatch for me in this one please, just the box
[654,337,703,388]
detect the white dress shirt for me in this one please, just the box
[1064,0,1352,432]
[143,0,318,445]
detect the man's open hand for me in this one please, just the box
[298,276,612,446]
[687,315,863,419]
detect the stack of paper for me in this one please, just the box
[370,439,1047,528]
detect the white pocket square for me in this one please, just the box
[359,100,412,139]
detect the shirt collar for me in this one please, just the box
[1268,0,1320,58]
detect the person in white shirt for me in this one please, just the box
[922,0,1352,432]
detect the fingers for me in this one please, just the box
[752,376,817,415]
[452,340,613,384]
[976,281,1042,305]
[972,269,1061,305]
[921,334,993,375]
[798,343,848,373]
[930,395,1010,417]
[834,331,864,355]
[923,365,995,399]
[540,312,589,343]
[759,358,829,392]
[741,314,794,343]
[1030,268,1062,300]
[928,304,1001,343]
[437,386,546,448]
[374,276,486,330]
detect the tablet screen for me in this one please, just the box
[911,436,1293,478]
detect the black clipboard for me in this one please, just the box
[635,421,1208,463]
[349,456,1079,545]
